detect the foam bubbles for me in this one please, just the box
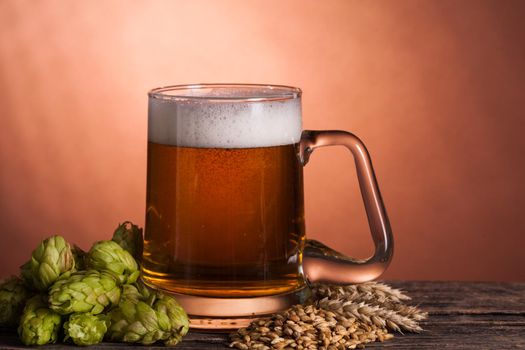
[148,97,302,148]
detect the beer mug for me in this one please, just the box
[142,84,393,329]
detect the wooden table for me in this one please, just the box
[1,281,524,349]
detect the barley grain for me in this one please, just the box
[229,282,426,349]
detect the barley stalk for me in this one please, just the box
[317,299,423,333]
[387,303,428,321]
[313,282,428,323]
[312,282,410,304]
[230,282,426,349]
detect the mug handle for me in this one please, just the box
[300,130,394,284]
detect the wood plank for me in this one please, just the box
[2,282,525,349]
[365,315,525,349]
[388,281,525,315]
[2,315,525,349]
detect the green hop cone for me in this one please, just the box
[49,270,121,315]
[107,298,170,345]
[107,288,189,345]
[0,276,31,327]
[64,313,109,346]
[112,221,143,260]
[18,295,62,346]
[154,293,189,345]
[20,235,76,291]
[87,240,140,284]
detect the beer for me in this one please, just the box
[142,93,305,297]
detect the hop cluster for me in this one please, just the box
[1,221,189,347]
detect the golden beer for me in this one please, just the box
[142,142,306,297]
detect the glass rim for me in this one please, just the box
[148,83,302,102]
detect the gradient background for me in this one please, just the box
[1,0,524,281]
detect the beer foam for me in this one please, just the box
[148,97,302,148]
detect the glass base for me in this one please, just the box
[144,280,311,330]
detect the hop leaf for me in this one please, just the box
[64,313,109,346]
[20,235,76,291]
[18,295,62,346]
[0,276,31,327]
[107,287,189,345]
[112,221,143,260]
[49,270,121,315]
[87,240,140,284]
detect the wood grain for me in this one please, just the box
[2,281,524,349]
[388,281,525,315]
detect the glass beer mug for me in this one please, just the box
[142,84,393,329]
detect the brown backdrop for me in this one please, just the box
[1,0,524,281]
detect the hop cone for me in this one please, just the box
[64,313,109,346]
[49,270,121,315]
[87,240,139,284]
[20,235,76,291]
[107,288,189,345]
[107,299,168,345]
[0,276,31,327]
[112,221,143,260]
[154,293,189,345]
[18,295,62,346]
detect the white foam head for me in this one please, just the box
[148,86,302,148]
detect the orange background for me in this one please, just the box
[1,0,524,281]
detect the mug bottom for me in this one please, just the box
[142,278,311,330]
